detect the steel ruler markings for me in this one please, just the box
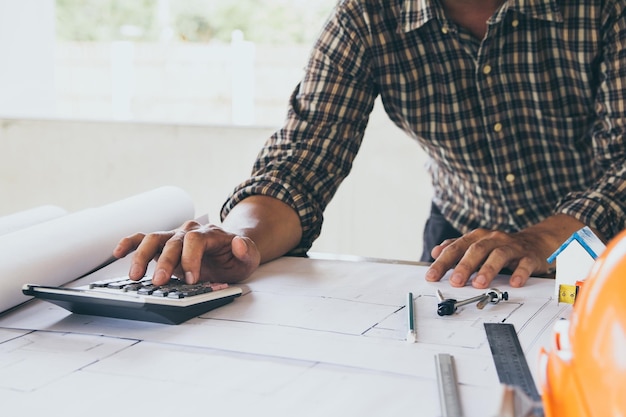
[435,353,463,417]
[484,323,541,403]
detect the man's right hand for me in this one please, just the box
[113,220,261,285]
[113,195,302,286]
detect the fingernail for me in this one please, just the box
[185,271,195,284]
[129,263,141,278]
[511,276,522,287]
[153,269,168,284]
[425,268,437,281]
[450,273,463,285]
[474,275,487,287]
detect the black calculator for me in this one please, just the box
[22,276,243,325]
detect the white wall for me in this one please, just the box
[0,104,433,262]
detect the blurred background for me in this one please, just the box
[0,0,432,261]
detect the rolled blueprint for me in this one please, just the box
[0,205,68,236]
[0,186,195,313]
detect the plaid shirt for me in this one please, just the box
[222,0,626,254]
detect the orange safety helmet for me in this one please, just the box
[539,229,626,417]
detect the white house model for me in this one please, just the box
[547,226,606,303]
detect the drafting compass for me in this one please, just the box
[436,288,509,316]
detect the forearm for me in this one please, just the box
[221,195,303,264]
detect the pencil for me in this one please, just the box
[407,292,417,343]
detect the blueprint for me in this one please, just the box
[0,255,570,417]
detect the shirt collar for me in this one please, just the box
[399,0,563,33]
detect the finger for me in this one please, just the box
[113,233,146,258]
[430,238,458,260]
[424,264,444,282]
[426,235,474,284]
[232,236,260,268]
[180,219,201,232]
[448,262,475,287]
[469,244,516,288]
[509,257,535,287]
[447,237,503,287]
[179,228,214,284]
[150,231,186,285]
[125,232,172,280]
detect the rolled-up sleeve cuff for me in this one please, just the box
[220,176,323,255]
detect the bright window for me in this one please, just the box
[0,0,336,126]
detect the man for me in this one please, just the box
[114,0,626,289]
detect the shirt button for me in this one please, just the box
[441,27,449,34]
[512,19,519,28]
[505,173,515,183]
[482,64,492,75]
[516,208,525,216]
[494,122,503,132]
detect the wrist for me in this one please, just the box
[517,214,587,263]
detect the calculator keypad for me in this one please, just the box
[88,277,229,299]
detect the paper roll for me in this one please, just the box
[0,186,195,313]
[0,205,68,236]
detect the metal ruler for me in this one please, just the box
[484,323,543,415]
[435,353,463,417]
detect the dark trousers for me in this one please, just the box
[420,203,463,262]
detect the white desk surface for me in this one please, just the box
[0,254,569,417]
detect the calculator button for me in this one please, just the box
[107,280,134,289]
[151,288,170,297]
[123,283,143,292]
[137,286,156,295]
[167,291,183,299]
